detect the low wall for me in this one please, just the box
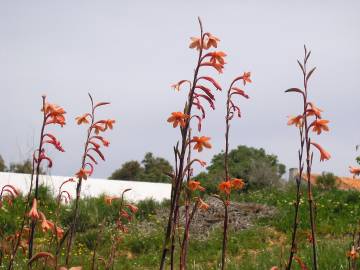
[0,172,171,202]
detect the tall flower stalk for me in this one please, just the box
[51,178,74,267]
[215,73,251,270]
[286,46,331,270]
[6,96,66,270]
[285,119,305,270]
[94,189,137,270]
[160,17,225,269]
[178,129,208,270]
[65,94,114,265]
[28,96,66,260]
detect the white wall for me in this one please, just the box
[0,172,171,202]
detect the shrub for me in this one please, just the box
[135,199,159,221]
[316,172,338,190]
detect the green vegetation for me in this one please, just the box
[1,184,358,269]
[316,172,338,190]
[0,155,42,174]
[0,155,5,172]
[197,145,286,193]
[7,159,36,174]
[109,152,173,182]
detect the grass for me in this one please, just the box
[0,184,359,269]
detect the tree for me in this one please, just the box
[8,159,37,174]
[109,161,143,180]
[140,152,173,182]
[109,152,173,183]
[0,155,6,172]
[196,145,286,192]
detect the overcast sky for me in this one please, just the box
[0,1,359,180]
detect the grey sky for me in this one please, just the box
[0,1,359,179]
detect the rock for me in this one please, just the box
[145,197,277,239]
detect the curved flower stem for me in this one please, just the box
[286,127,304,270]
[65,94,95,265]
[219,78,238,270]
[302,48,318,270]
[287,47,318,269]
[179,201,199,270]
[159,17,204,270]
[221,204,229,270]
[103,189,129,269]
[178,129,193,270]
[211,194,229,270]
[28,96,47,262]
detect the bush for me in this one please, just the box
[135,199,159,221]
[345,190,360,204]
[196,145,286,192]
[316,172,338,190]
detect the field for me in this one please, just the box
[1,184,359,269]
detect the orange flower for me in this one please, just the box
[200,62,224,73]
[242,72,252,85]
[92,135,110,147]
[171,80,191,91]
[347,246,359,260]
[218,181,232,194]
[171,83,180,91]
[104,195,118,205]
[349,166,360,178]
[44,103,66,126]
[311,119,329,135]
[205,33,220,49]
[307,102,323,118]
[75,113,91,125]
[102,139,110,147]
[47,114,66,127]
[121,210,132,221]
[126,204,139,213]
[43,103,66,116]
[93,124,106,134]
[28,198,40,220]
[41,219,54,233]
[287,115,303,128]
[55,226,64,239]
[311,142,331,161]
[231,178,245,190]
[75,168,91,180]
[105,119,115,129]
[188,180,205,192]
[167,112,190,128]
[270,267,279,270]
[189,37,202,50]
[198,198,209,211]
[190,136,212,152]
[208,51,227,65]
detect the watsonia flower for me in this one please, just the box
[349,166,360,178]
[311,142,331,161]
[287,115,303,128]
[188,180,205,192]
[311,119,329,135]
[218,181,232,195]
[190,136,212,152]
[28,198,40,220]
[167,112,190,128]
